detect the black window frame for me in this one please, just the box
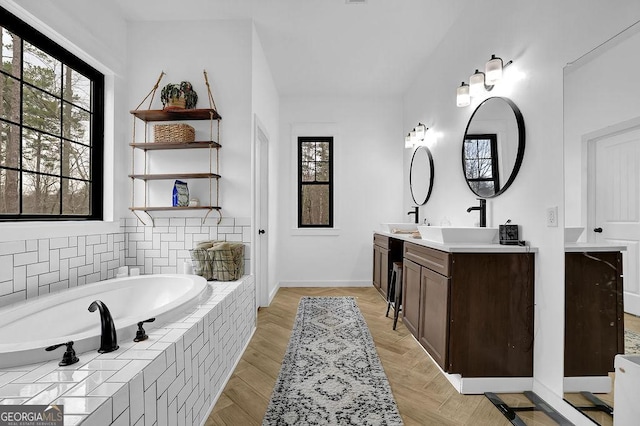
[0,6,104,221]
[463,133,501,196]
[297,136,334,228]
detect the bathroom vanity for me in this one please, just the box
[372,233,403,299]
[373,232,536,393]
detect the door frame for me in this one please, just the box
[252,114,270,308]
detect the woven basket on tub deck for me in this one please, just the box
[154,123,195,143]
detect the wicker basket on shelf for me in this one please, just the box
[153,123,195,143]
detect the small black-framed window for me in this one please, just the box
[463,134,500,197]
[0,6,104,221]
[298,136,333,228]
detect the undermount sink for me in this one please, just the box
[380,223,418,233]
[417,226,499,244]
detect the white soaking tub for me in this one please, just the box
[0,274,208,368]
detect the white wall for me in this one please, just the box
[251,26,280,302]
[126,20,253,221]
[402,0,640,423]
[564,24,640,227]
[277,96,403,287]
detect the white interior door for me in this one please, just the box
[255,120,270,307]
[594,127,640,315]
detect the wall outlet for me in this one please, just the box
[546,206,558,227]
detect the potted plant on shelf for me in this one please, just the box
[160,81,198,110]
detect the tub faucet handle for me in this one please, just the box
[134,318,156,342]
[45,341,79,366]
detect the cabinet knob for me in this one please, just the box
[593,227,603,233]
[258,229,266,235]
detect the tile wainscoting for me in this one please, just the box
[0,217,251,308]
[0,275,256,425]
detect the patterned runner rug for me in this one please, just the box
[263,296,403,425]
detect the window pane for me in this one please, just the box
[63,141,90,180]
[301,161,315,182]
[1,28,21,78]
[63,102,90,145]
[301,184,330,226]
[63,66,91,111]
[23,86,61,135]
[1,74,20,124]
[315,142,330,161]
[0,169,19,213]
[464,140,478,158]
[1,121,20,168]
[300,142,315,162]
[62,178,89,215]
[465,159,479,179]
[478,159,493,178]
[22,130,60,175]
[24,41,62,96]
[316,161,329,182]
[22,172,60,214]
[477,139,492,158]
[471,181,495,198]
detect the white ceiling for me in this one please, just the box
[112,0,465,97]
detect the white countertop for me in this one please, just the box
[375,231,538,253]
[565,242,627,252]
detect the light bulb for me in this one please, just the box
[414,123,426,141]
[456,82,470,107]
[405,134,413,148]
[485,54,503,85]
[469,69,485,97]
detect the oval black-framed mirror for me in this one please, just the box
[462,97,525,198]
[409,145,434,206]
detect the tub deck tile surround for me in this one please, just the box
[0,275,255,425]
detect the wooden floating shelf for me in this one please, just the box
[130,141,221,150]
[129,173,220,181]
[130,206,221,212]
[130,108,221,121]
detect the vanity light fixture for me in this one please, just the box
[405,123,431,148]
[456,82,471,107]
[456,54,513,107]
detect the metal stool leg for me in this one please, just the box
[392,263,403,330]
[385,268,396,317]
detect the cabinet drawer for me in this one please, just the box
[374,233,390,249]
[404,242,450,276]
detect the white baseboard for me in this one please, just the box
[563,376,612,393]
[279,280,372,288]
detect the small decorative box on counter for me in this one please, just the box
[154,123,195,143]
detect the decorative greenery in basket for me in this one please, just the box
[160,81,198,110]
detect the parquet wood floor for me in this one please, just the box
[205,287,562,425]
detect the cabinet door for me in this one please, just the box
[565,251,624,376]
[372,246,381,290]
[419,267,450,370]
[402,259,421,338]
[380,247,389,299]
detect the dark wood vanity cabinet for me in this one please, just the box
[564,251,624,377]
[402,242,535,377]
[372,234,403,299]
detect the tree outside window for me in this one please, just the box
[463,134,500,197]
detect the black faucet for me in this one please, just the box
[466,198,487,227]
[407,206,419,224]
[88,300,119,353]
[45,341,79,366]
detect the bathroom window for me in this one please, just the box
[298,137,333,228]
[0,7,104,221]
[463,134,500,197]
